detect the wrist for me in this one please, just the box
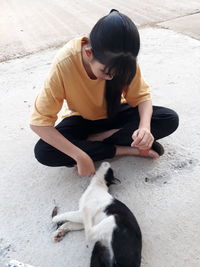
[139,124,151,130]
[73,150,88,162]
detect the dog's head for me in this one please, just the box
[95,162,121,187]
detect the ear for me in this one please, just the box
[104,168,121,186]
[112,177,121,184]
[85,47,93,58]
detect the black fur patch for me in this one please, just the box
[105,199,142,267]
[90,241,112,267]
[104,168,121,186]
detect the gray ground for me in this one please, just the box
[0,1,200,267]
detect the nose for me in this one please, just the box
[104,75,113,80]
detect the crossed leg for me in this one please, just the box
[53,221,84,242]
[52,210,83,223]
[52,210,84,242]
[86,215,116,242]
[82,207,115,242]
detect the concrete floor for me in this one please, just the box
[1,1,200,267]
[1,0,200,62]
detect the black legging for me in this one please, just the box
[34,104,179,167]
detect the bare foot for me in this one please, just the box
[87,129,120,141]
[116,146,160,158]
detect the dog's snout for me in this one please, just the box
[101,162,110,169]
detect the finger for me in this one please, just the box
[89,170,96,176]
[139,145,150,150]
[138,131,154,148]
[138,143,150,150]
[136,132,150,147]
[87,166,96,177]
[137,145,149,150]
[139,137,154,150]
[143,135,154,149]
[148,139,154,149]
[131,130,139,146]
[132,130,145,147]
[133,130,148,147]
[132,136,144,147]
[132,130,139,140]
[78,169,88,177]
[132,130,139,139]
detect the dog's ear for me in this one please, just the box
[104,168,121,186]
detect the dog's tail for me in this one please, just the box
[90,241,112,267]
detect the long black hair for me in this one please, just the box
[89,9,140,118]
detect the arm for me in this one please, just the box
[138,99,153,129]
[30,125,95,176]
[131,100,154,150]
[30,58,95,176]
[123,64,154,150]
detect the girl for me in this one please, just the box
[30,9,179,177]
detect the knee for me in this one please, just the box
[168,108,179,133]
[34,140,49,166]
[159,107,179,136]
[34,139,76,167]
[152,106,179,139]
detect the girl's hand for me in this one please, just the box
[76,153,96,177]
[131,128,154,150]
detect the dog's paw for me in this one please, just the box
[52,214,66,224]
[52,229,69,242]
[52,215,59,223]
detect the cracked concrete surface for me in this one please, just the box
[1,1,200,267]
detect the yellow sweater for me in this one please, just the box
[30,36,151,126]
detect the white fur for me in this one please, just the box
[52,162,116,254]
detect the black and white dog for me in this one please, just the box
[52,162,142,267]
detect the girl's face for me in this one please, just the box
[89,60,114,80]
[83,46,114,80]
